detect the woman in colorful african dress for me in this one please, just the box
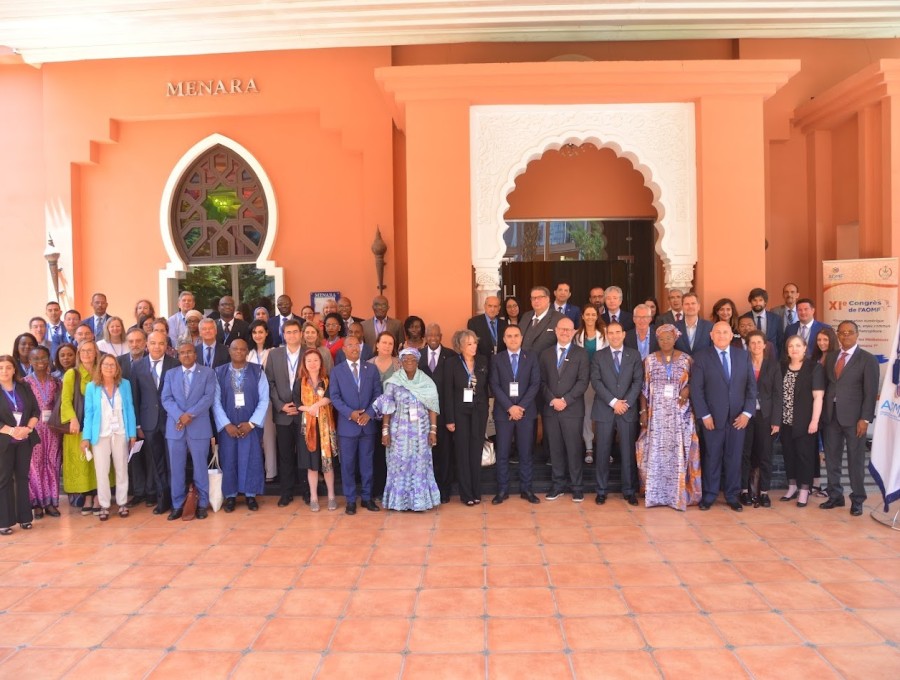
[24,346,62,517]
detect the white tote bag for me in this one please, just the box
[208,444,224,512]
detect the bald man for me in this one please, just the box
[467,295,508,359]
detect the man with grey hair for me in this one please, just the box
[167,290,196,349]
[625,304,658,361]
[601,286,634,331]
[196,317,229,369]
[520,286,565,355]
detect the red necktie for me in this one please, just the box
[835,351,848,379]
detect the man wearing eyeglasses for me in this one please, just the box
[520,286,565,356]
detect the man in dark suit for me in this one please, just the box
[519,286,565,356]
[591,321,643,505]
[329,335,383,515]
[821,321,879,516]
[784,298,827,357]
[771,282,800,331]
[62,309,81,347]
[691,322,758,511]
[467,295,508,359]
[160,342,217,520]
[740,287,783,358]
[267,294,298,348]
[540,317,590,502]
[84,292,111,338]
[196,318,230,368]
[362,295,404,350]
[45,301,66,357]
[675,292,714,355]
[601,286,634,332]
[624,304,659,360]
[215,295,250,345]
[132,331,180,515]
[588,286,606,316]
[117,328,148,382]
[118,328,152,507]
[418,324,454,503]
[335,322,374,365]
[265,319,309,506]
[489,325,541,504]
[552,282,581,326]
[657,288,685,326]
[337,297,365,336]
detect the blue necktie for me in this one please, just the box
[511,352,519,379]
[557,346,567,369]
[183,369,192,397]
[489,318,497,345]
[206,346,212,367]
[352,362,359,388]
[720,350,730,381]
[614,350,621,374]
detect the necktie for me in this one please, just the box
[557,346,567,369]
[52,325,61,342]
[720,350,730,381]
[800,325,809,342]
[675,312,682,322]
[786,309,794,326]
[756,315,762,330]
[531,316,538,327]
[183,369,192,397]
[612,314,618,323]
[835,351,849,379]
[489,318,497,345]
[96,317,105,336]
[511,352,519,379]
[152,360,160,388]
[224,321,231,334]
[206,346,212,366]
[429,351,437,372]
[351,361,359,386]
[557,306,564,313]
[614,350,621,374]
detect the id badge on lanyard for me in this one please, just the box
[509,382,519,398]
[463,388,474,403]
[235,393,246,408]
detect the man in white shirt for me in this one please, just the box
[657,288,685,325]
[167,291,196,348]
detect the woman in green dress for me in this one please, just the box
[61,340,101,514]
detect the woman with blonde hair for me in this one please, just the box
[61,340,102,514]
[97,316,128,357]
[301,321,334,373]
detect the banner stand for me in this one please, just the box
[870,507,900,531]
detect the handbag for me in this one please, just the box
[182,483,199,521]
[208,445,224,512]
[48,370,83,434]
[481,439,496,467]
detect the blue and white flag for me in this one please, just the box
[869,313,900,511]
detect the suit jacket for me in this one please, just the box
[335,343,374,365]
[160,364,216,440]
[82,379,137,445]
[489,349,541,421]
[0,382,40,454]
[539,344,590,420]
[590,345,644,423]
[784,320,828,357]
[740,310,784,356]
[85,314,111,337]
[771,304,799,330]
[131,354,180,433]
[216,317,250,346]
[467,314,508,358]
[324,358,382,438]
[553,303,581,327]
[443,354,489,426]
[690,345,758,429]
[752,356,783,426]
[195,341,230,369]
[602,309,634,332]
[519,309,565,356]
[117,351,148,384]
[264,346,302,427]
[657,310,684,326]
[823,346,879,426]
[418,345,453,392]
[674,318,714,355]
[624,327,660,358]
[362,317,404,350]
[267,314,298,348]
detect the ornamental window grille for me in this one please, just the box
[170,144,267,264]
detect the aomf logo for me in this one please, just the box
[879,265,893,280]
[827,265,844,281]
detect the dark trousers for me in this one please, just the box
[432,418,454,501]
[594,417,637,496]
[143,429,171,509]
[823,416,868,502]
[700,425,745,503]
[0,440,32,528]
[741,412,774,492]
[373,438,387,499]
[453,406,489,503]
[781,424,817,488]
[276,421,308,498]
[339,434,375,504]
[544,413,584,493]
[495,415,535,494]
[128,438,156,499]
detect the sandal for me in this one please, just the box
[584,451,594,464]
[33,507,44,519]
[310,500,320,512]
[98,508,110,521]
[81,503,94,516]
[327,497,337,512]
[45,505,60,517]
[118,507,129,518]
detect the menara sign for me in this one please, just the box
[166,78,259,97]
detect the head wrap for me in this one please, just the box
[185,309,203,321]
[655,323,682,339]
[253,306,269,319]
[398,347,421,361]
[386,354,439,413]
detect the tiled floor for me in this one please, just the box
[0,494,898,679]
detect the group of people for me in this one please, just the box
[0,281,878,534]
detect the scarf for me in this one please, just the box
[385,367,440,414]
[300,375,337,459]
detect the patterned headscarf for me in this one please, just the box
[655,323,682,339]
[398,347,421,361]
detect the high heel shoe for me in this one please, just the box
[797,490,810,508]
[780,489,798,501]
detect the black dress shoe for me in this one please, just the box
[167,508,183,521]
[820,497,845,509]
[625,494,638,506]
[345,501,357,515]
[44,505,61,517]
[739,491,753,506]
[491,493,508,505]
[363,499,381,512]
[196,507,208,520]
[125,495,144,508]
[224,497,236,513]
[727,500,743,512]
[698,502,711,511]
[520,491,540,504]
[277,495,293,507]
[595,494,607,505]
[850,501,863,516]
[759,494,771,508]
[146,498,156,507]
[247,497,259,511]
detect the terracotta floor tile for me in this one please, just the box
[0,585,33,609]
[146,650,241,679]
[819,645,900,680]
[487,652,573,679]
[855,608,900,639]
[265,529,328,547]
[748,522,813,541]
[75,587,158,615]
[425,544,484,565]
[296,565,361,588]
[827,537,896,559]
[207,587,286,617]
[782,610,885,645]
[323,529,382,546]
[0,647,87,679]
[106,564,180,589]
[753,581,843,611]
[539,527,594,544]
[9,586,93,613]
[103,613,195,649]
[589,525,648,544]
[309,544,372,566]
[709,611,802,646]
[654,540,723,562]
[583,509,639,526]
[563,616,645,650]
[736,645,842,679]
[484,544,544,565]
[230,565,300,589]
[621,585,699,614]
[731,560,806,583]
[636,613,724,648]
[368,545,428,565]
[821,581,900,609]
[608,562,680,587]
[318,652,403,680]
[487,617,564,652]
[653,649,748,678]
[65,647,164,679]
[402,653,486,679]
[485,511,538,529]
[141,543,210,565]
[486,587,557,617]
[602,543,665,563]
[356,564,423,590]
[330,617,410,652]
[688,584,769,612]
[422,564,484,588]
[408,617,485,653]
[486,564,549,587]
[177,615,266,650]
[4,562,75,587]
[218,528,280,546]
[252,617,337,651]
[431,529,485,546]
[140,587,221,615]
[644,524,703,542]
[345,588,417,617]
[277,588,350,617]
[714,539,784,562]
[542,543,604,564]
[377,529,433,546]
[0,612,63,646]
[231,651,321,680]
[854,557,900,582]
[554,587,628,617]
[671,561,745,585]
[570,651,661,679]
[415,588,486,618]
[768,538,839,560]
[31,613,127,648]
[168,563,245,589]
[84,542,158,563]
[485,528,539,545]
[696,524,756,542]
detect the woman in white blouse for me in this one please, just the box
[96,316,129,357]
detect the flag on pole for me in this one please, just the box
[869,313,900,511]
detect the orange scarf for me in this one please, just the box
[301,376,337,461]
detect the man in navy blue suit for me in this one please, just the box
[84,292,111,338]
[552,282,582,327]
[161,342,217,520]
[784,298,827,357]
[267,294,298,348]
[489,325,541,504]
[329,336,383,515]
[674,292,713,355]
[601,286,633,332]
[691,322,758,511]
[740,288,783,358]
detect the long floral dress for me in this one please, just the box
[635,352,702,510]
[374,382,442,511]
[24,374,62,508]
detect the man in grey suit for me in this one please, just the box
[519,286,565,356]
[591,322,643,505]
[540,317,590,502]
[821,320,880,516]
[771,282,800,331]
[657,288,685,326]
[362,295,404,350]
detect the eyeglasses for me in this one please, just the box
[530,294,548,300]
[837,330,857,336]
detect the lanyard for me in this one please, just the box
[287,351,300,377]
[663,355,674,382]
[2,388,19,412]
[460,355,475,387]
[103,385,118,410]
[34,377,54,406]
